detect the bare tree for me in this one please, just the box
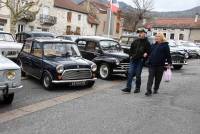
[124,0,154,32]
[0,0,40,35]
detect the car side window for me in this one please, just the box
[23,40,32,53]
[31,42,42,58]
[85,41,96,52]
[77,40,86,50]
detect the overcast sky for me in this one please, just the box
[118,0,200,11]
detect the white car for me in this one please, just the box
[0,31,23,59]
[0,55,22,104]
[176,40,200,58]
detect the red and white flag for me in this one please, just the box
[110,0,119,13]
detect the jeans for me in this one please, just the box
[146,66,164,92]
[126,59,144,90]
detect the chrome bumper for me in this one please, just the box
[0,85,23,90]
[52,78,97,84]
[172,61,188,65]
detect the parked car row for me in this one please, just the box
[0,30,195,104]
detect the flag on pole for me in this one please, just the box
[110,0,119,13]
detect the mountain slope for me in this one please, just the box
[73,0,200,18]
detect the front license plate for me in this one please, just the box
[173,60,180,63]
[71,81,86,86]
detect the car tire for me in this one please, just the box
[3,93,14,105]
[99,63,111,79]
[86,81,95,88]
[42,72,53,90]
[173,65,183,70]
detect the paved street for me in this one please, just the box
[0,59,200,134]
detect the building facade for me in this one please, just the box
[147,16,200,42]
[1,0,98,36]
[0,0,10,32]
[79,0,123,38]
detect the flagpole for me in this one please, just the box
[108,0,112,38]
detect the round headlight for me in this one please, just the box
[56,65,64,74]
[6,70,16,80]
[91,64,97,72]
[115,59,120,65]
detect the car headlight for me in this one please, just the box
[115,59,120,65]
[6,70,16,80]
[56,65,64,74]
[91,64,97,72]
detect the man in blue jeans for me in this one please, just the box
[122,28,151,93]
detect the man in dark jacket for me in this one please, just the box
[122,28,151,93]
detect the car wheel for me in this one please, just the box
[86,81,95,88]
[42,72,53,90]
[99,63,111,79]
[3,93,14,105]
[18,59,26,76]
[173,65,183,70]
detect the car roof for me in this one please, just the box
[26,37,75,43]
[17,31,55,36]
[77,36,115,41]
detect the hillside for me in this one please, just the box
[73,0,200,18]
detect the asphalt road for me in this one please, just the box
[0,59,200,134]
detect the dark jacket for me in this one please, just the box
[149,42,172,66]
[129,37,151,60]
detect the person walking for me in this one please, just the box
[145,32,172,96]
[121,28,151,93]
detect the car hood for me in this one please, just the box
[45,57,92,69]
[0,55,20,70]
[178,46,200,51]
[0,41,23,50]
[104,51,129,61]
[170,46,185,52]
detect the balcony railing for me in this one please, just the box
[19,11,36,22]
[40,14,57,25]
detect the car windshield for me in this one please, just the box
[100,40,121,51]
[120,37,129,44]
[0,33,15,42]
[43,43,81,57]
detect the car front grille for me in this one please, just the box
[7,51,17,55]
[116,63,129,70]
[62,69,92,80]
[171,55,185,63]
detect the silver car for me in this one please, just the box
[0,55,22,104]
[0,31,23,59]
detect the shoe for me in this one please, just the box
[145,91,152,96]
[134,89,140,93]
[121,88,131,93]
[153,90,158,94]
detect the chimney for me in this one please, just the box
[195,13,199,22]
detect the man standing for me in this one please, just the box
[121,28,151,93]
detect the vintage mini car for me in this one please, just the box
[0,31,23,60]
[0,55,22,104]
[75,36,130,79]
[17,38,97,89]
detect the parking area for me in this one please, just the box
[0,59,200,134]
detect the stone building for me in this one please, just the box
[1,0,98,36]
[79,0,123,38]
[147,15,200,42]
